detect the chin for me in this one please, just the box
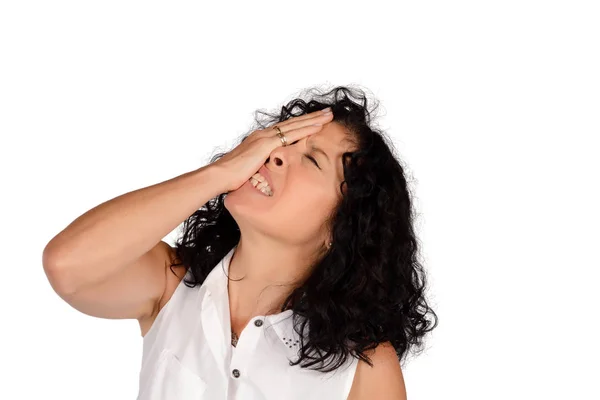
[225,179,274,214]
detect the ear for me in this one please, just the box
[341,181,348,195]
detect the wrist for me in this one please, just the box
[193,164,229,198]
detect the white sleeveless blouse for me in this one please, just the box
[137,245,359,399]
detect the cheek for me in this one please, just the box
[282,178,327,206]
[274,183,335,230]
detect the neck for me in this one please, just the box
[227,236,316,318]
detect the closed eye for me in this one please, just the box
[290,139,321,169]
[305,154,320,168]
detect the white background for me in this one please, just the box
[1,1,599,399]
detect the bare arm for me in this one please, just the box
[347,342,407,400]
[42,164,226,322]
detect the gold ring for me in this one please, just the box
[273,125,288,146]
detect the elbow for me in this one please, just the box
[42,241,79,296]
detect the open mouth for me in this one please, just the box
[249,171,273,197]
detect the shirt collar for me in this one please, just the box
[202,244,306,357]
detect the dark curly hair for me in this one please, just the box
[170,84,438,373]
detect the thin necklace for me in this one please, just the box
[231,329,238,347]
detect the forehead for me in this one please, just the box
[309,121,357,181]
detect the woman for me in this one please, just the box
[43,85,438,399]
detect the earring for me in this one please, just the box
[327,241,332,248]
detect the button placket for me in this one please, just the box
[229,317,264,381]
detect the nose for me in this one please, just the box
[266,150,288,169]
[266,138,302,168]
[266,156,283,166]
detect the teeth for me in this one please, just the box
[252,173,266,183]
[249,173,273,196]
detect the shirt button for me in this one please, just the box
[254,319,263,327]
[232,369,240,378]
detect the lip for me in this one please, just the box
[258,165,275,194]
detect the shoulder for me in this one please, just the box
[347,341,407,400]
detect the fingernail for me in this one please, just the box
[322,107,332,113]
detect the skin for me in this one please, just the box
[223,120,354,321]
[224,121,407,399]
[44,104,406,397]
[347,341,407,399]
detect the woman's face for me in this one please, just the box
[225,121,356,247]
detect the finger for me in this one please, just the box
[270,123,325,147]
[273,111,333,134]
[271,108,332,130]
